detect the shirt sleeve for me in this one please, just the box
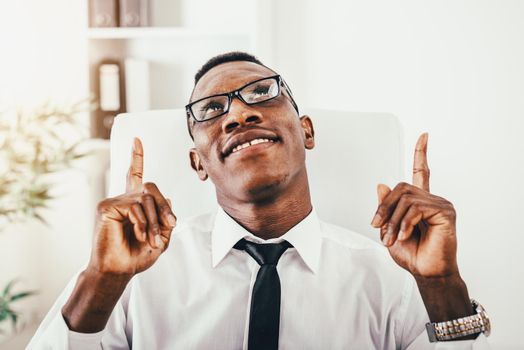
[400,275,491,350]
[26,271,130,350]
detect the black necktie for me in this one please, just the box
[234,238,292,350]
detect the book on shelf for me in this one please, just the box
[89,0,118,28]
[89,0,150,28]
[92,61,126,139]
[119,0,150,27]
[100,64,121,111]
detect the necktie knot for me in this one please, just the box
[234,238,292,266]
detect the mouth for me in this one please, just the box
[222,130,280,158]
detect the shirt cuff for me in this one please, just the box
[68,328,105,350]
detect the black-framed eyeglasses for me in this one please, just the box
[185,75,299,122]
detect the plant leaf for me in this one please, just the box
[10,291,36,302]
[2,280,16,297]
[9,311,18,327]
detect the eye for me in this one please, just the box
[200,101,225,115]
[252,85,271,96]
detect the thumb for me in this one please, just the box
[371,184,391,228]
[377,183,391,204]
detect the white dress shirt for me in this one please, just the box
[28,208,489,349]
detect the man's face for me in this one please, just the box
[188,61,315,203]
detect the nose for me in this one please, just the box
[221,97,263,133]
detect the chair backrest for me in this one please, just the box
[108,108,404,240]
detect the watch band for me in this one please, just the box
[426,299,491,342]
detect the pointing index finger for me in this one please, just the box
[126,137,144,193]
[412,133,430,192]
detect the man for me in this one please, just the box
[29,52,490,349]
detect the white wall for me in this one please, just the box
[1,0,522,348]
[0,0,88,107]
[0,1,94,347]
[271,1,524,348]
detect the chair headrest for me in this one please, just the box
[109,108,404,240]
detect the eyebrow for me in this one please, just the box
[191,74,270,102]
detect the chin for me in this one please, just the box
[235,170,291,203]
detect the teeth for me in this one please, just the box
[231,138,274,154]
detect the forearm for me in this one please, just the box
[415,273,477,340]
[61,267,132,333]
[415,273,474,322]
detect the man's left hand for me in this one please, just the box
[371,133,459,279]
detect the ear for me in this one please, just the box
[300,115,315,150]
[189,148,208,181]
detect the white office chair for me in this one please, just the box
[108,108,404,240]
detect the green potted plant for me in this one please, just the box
[0,101,91,226]
[0,100,91,341]
[0,280,35,337]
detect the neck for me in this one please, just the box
[218,173,313,240]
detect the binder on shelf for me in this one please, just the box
[124,58,151,112]
[89,0,118,28]
[119,0,150,27]
[92,61,126,139]
[100,64,121,111]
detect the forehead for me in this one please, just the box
[191,61,276,102]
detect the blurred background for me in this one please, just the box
[0,0,523,348]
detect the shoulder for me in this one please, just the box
[173,211,216,237]
[319,220,386,252]
[318,220,410,283]
[160,211,216,256]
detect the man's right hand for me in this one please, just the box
[90,137,176,276]
[62,137,176,333]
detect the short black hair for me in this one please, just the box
[194,51,267,85]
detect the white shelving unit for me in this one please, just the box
[86,27,251,40]
[85,0,267,138]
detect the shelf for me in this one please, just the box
[87,27,250,40]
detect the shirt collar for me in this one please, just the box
[211,207,322,274]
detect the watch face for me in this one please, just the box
[473,299,491,337]
[482,310,491,337]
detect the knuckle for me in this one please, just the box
[408,211,420,224]
[433,194,447,202]
[96,199,113,216]
[135,213,147,225]
[443,198,454,208]
[411,201,422,211]
[143,182,158,191]
[387,221,398,230]
[128,169,143,179]
[446,207,457,221]
[398,194,412,206]
[395,182,410,192]
[162,235,171,249]
[376,204,387,216]
[141,193,154,202]
[160,204,171,214]
[413,166,430,174]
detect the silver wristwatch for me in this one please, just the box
[426,299,491,342]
